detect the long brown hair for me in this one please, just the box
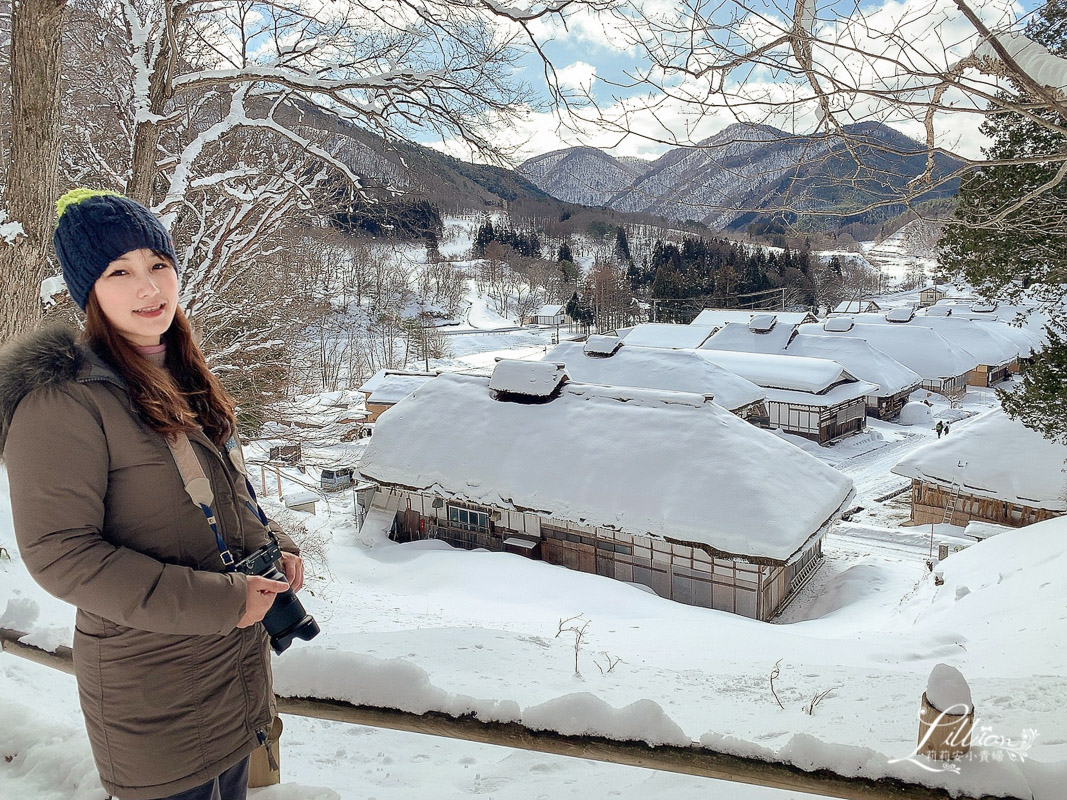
[84,292,238,446]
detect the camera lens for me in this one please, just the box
[262,582,320,654]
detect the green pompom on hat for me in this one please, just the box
[53,188,178,310]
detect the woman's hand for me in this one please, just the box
[280,552,305,593]
[236,576,289,628]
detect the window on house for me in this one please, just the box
[448,505,490,533]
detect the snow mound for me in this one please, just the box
[0,597,40,630]
[800,561,894,619]
[908,515,1067,663]
[897,402,933,426]
[522,693,690,747]
[926,663,972,714]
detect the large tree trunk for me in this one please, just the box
[126,16,171,206]
[0,0,67,346]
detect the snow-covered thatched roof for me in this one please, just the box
[360,371,437,405]
[545,340,766,412]
[489,359,567,398]
[360,373,853,561]
[700,321,798,354]
[891,410,1067,512]
[690,309,818,328]
[622,323,715,349]
[786,335,923,397]
[798,322,978,381]
[694,349,860,393]
[854,313,1020,367]
[583,335,624,356]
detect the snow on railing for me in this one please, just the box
[0,626,1025,800]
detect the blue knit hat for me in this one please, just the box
[53,189,179,310]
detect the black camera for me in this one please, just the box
[234,536,320,654]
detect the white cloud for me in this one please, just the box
[556,61,597,94]
[429,0,1037,165]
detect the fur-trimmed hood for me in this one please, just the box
[0,325,121,454]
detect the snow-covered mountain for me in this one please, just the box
[518,147,650,207]
[519,122,961,230]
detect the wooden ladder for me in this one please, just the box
[941,483,963,526]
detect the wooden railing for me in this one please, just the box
[0,627,1018,800]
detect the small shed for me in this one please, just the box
[357,370,438,422]
[533,303,569,326]
[696,350,875,444]
[283,490,318,515]
[891,409,1067,528]
[918,285,949,307]
[358,362,854,620]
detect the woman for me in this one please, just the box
[0,189,304,800]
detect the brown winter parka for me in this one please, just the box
[0,325,298,800]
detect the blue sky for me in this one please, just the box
[420,0,1050,166]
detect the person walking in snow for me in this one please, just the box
[935,420,944,438]
[944,422,951,436]
[0,189,304,800]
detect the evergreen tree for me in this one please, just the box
[557,241,573,263]
[613,226,632,264]
[999,318,1067,445]
[939,0,1067,441]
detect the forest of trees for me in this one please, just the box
[629,237,816,320]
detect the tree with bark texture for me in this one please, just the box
[0,0,66,345]
[1,0,602,345]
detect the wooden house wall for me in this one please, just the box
[766,397,865,444]
[379,488,819,621]
[909,479,1062,528]
[966,362,1012,387]
[921,374,967,396]
[870,387,916,420]
[363,400,392,423]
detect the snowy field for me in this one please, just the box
[3,357,1066,800]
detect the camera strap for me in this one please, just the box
[166,432,236,571]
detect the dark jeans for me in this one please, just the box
[150,756,250,800]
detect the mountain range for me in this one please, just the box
[518,122,962,231]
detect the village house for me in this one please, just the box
[918,284,949,307]
[700,319,922,420]
[531,303,570,326]
[850,309,1020,387]
[785,335,922,420]
[546,337,768,422]
[929,302,1046,367]
[693,350,875,443]
[831,299,882,314]
[891,409,1067,528]
[799,319,977,397]
[357,369,437,422]
[356,361,854,620]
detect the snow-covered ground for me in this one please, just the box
[5,218,1065,798]
[4,356,1065,799]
